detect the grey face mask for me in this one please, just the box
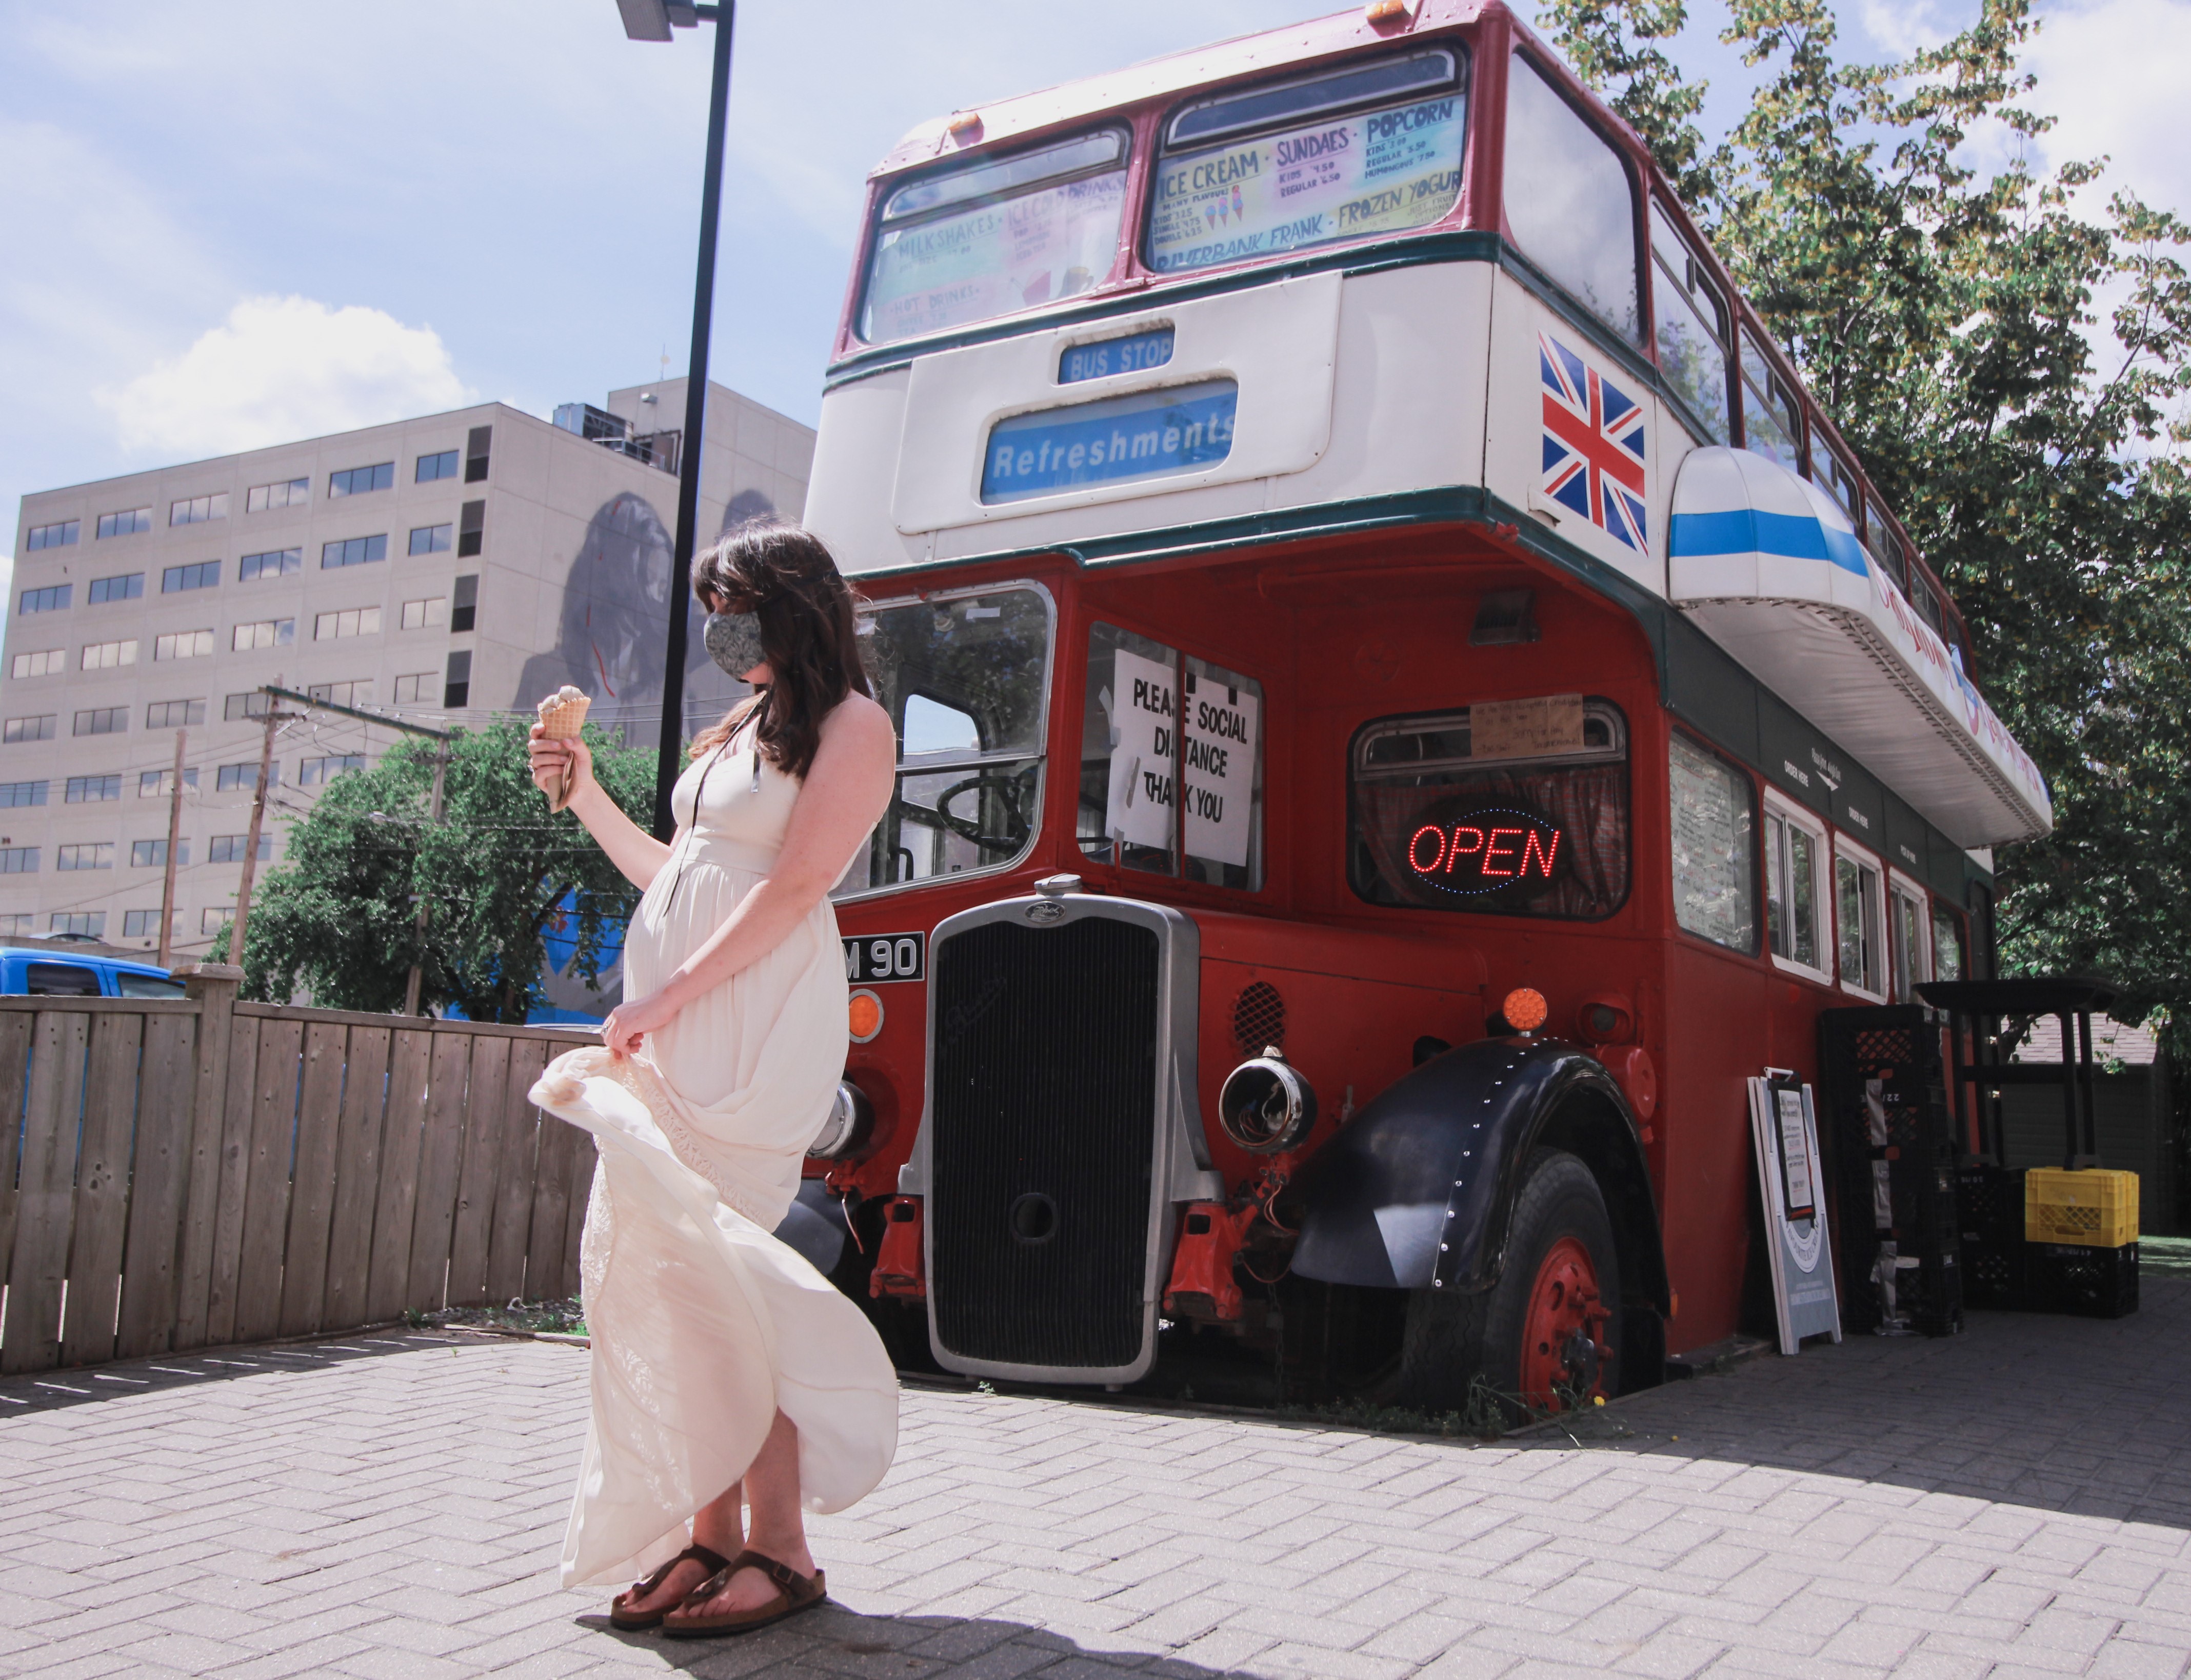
[703,610,767,678]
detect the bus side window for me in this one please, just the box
[1669,733,1756,951]
[1503,55,1642,346]
[1835,842,1888,998]
[1762,797,1827,976]
[1649,205,1731,445]
[1931,904,1967,982]
[1865,495,1910,592]
[1738,332,1802,473]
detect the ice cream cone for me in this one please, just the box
[535,686,590,810]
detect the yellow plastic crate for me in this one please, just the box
[2025,1168,2139,1248]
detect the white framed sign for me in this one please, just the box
[1748,1072,1841,1355]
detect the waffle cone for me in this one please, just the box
[537,687,591,740]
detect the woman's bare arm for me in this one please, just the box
[601,695,896,1054]
[528,728,673,891]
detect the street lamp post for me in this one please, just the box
[616,0,737,841]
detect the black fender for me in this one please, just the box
[1290,1037,1669,1316]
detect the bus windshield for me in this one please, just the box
[840,584,1054,895]
[860,131,1128,345]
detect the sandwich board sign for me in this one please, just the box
[1748,1072,1842,1354]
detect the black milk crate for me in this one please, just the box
[1957,1164,2029,1310]
[2026,1242,2139,1319]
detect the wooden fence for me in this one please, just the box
[0,964,596,1375]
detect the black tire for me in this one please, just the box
[1392,1148,1623,1419]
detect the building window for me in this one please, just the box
[12,649,65,679]
[300,753,366,786]
[1505,55,1642,344]
[322,534,388,569]
[4,715,57,744]
[82,638,137,671]
[1835,840,1888,999]
[89,573,145,604]
[52,911,106,936]
[73,707,129,736]
[307,679,373,707]
[392,672,436,704]
[225,692,271,722]
[57,842,116,871]
[1669,733,1756,951]
[240,547,303,581]
[409,523,452,556]
[0,779,49,808]
[315,607,383,641]
[66,774,123,803]
[465,425,491,482]
[246,477,310,513]
[26,520,79,551]
[162,561,221,593]
[146,699,206,729]
[154,630,215,661]
[96,508,153,538]
[0,847,39,873]
[123,909,180,939]
[215,762,279,792]
[141,767,200,796]
[451,574,478,632]
[444,649,471,708]
[19,585,71,614]
[169,492,229,526]
[400,596,447,630]
[1763,797,1828,978]
[131,839,190,868]
[416,449,460,483]
[232,619,296,652]
[456,501,485,558]
[209,833,272,863]
[328,462,395,497]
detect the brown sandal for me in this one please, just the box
[608,1543,732,1631]
[661,1549,827,1639]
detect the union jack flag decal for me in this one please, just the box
[1540,332,1647,550]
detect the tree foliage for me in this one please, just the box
[1542,0,2191,1029]
[240,719,655,1024]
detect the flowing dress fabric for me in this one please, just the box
[530,724,899,1589]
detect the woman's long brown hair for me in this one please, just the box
[688,523,871,781]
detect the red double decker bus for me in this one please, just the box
[791,0,2050,1410]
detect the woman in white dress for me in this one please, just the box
[525,524,899,1640]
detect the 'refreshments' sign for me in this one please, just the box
[982,381,1237,504]
[1406,803,1567,901]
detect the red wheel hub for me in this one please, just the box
[1518,1236,1610,1411]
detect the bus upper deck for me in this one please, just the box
[804,0,2049,857]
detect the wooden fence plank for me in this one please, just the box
[0,1012,33,1296]
[364,1029,433,1323]
[560,1132,597,1305]
[526,1115,578,1306]
[172,968,241,1352]
[404,1034,474,1314]
[231,1017,304,1345]
[2,1012,88,1375]
[445,1036,511,1310]
[202,1011,262,1347]
[320,1026,391,1333]
[57,1012,144,1368]
[276,1022,349,1337]
[115,1011,197,1359]
[486,1038,550,1305]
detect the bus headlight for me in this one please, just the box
[1218,1047,1317,1154]
[808,1080,875,1160]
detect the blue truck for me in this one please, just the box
[0,936,186,998]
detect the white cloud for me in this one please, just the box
[2026,0,2191,217]
[97,295,475,458]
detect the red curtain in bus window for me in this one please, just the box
[1352,764,1630,918]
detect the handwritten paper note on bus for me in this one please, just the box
[1469,694,1584,761]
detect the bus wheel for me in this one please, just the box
[1395,1149,1622,1421]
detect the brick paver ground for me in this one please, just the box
[2,1283,2186,1680]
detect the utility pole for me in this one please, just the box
[228,705,282,969]
[156,727,186,967]
[403,743,449,1016]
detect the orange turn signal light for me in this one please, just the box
[848,988,884,1043]
[1503,987,1549,1033]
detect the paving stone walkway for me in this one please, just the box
[2,1284,2187,1680]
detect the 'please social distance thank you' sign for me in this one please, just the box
[1102,647,1258,868]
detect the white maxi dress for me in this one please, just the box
[529,723,899,1589]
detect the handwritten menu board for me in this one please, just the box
[1470,694,1585,761]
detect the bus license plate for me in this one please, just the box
[844,931,925,984]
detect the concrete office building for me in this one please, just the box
[2,378,813,957]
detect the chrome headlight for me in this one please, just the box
[808,1079,875,1159]
[1218,1048,1317,1154]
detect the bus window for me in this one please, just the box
[1669,734,1756,951]
[1081,624,1264,889]
[1865,495,1909,591]
[859,129,1129,345]
[1820,449,1860,523]
[1738,332,1802,472]
[843,585,1053,895]
[1348,697,1629,919]
[1835,840,1887,998]
[1889,874,1931,1003]
[1762,795,1826,977]
[1932,904,1967,982]
[1649,205,1730,444]
[1910,568,1945,635]
[1147,48,1466,275]
[1504,56,1642,345]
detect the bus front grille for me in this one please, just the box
[927,913,1162,1372]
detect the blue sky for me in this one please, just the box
[3,0,2183,616]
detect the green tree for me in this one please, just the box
[240,719,655,1023]
[1542,0,2191,1029]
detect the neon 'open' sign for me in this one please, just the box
[1407,805,1566,898]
